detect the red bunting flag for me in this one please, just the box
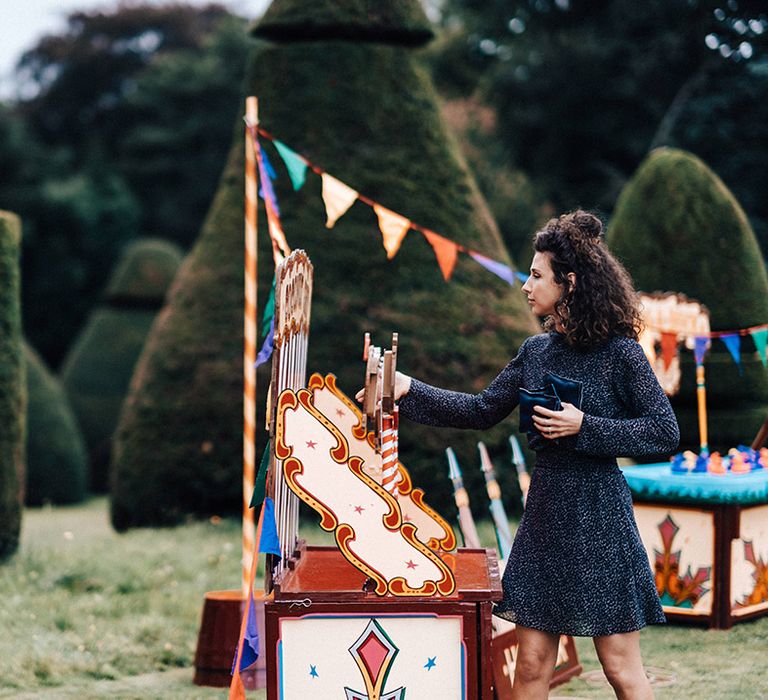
[373,204,411,259]
[422,229,458,281]
[660,332,678,371]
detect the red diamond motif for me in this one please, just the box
[358,631,389,686]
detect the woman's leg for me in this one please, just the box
[511,625,560,700]
[593,630,654,699]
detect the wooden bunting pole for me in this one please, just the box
[242,96,259,598]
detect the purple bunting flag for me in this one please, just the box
[694,336,710,366]
[468,251,516,286]
[257,144,281,216]
[232,590,260,673]
[255,317,275,367]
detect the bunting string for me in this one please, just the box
[246,121,767,372]
[248,124,526,287]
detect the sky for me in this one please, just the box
[0,0,270,99]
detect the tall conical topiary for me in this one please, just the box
[0,211,26,559]
[608,148,768,452]
[111,0,538,530]
[61,239,183,491]
[25,342,87,505]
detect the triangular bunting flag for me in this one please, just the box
[468,251,516,286]
[720,333,743,374]
[255,317,275,367]
[750,328,768,367]
[373,204,411,259]
[274,140,308,191]
[267,215,291,260]
[422,229,458,281]
[660,332,678,371]
[231,591,260,673]
[257,144,281,216]
[258,497,281,557]
[249,443,271,510]
[694,336,710,366]
[321,173,358,228]
[262,276,276,339]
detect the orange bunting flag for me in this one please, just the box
[660,332,678,371]
[267,215,291,265]
[321,173,358,228]
[422,229,458,281]
[373,204,411,259]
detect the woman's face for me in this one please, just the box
[521,251,564,317]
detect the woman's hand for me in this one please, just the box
[532,402,584,439]
[355,371,412,403]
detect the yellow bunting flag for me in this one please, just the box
[321,173,358,228]
[422,229,458,281]
[373,204,411,259]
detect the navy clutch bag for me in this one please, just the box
[544,371,583,409]
[519,388,561,433]
[519,373,583,436]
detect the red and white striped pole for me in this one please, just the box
[380,409,399,494]
[242,96,259,598]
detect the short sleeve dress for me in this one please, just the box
[398,330,680,637]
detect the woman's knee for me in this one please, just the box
[602,661,647,692]
[514,650,555,685]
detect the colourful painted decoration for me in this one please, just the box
[653,514,711,609]
[277,615,465,699]
[308,373,456,552]
[731,505,768,617]
[346,619,405,700]
[275,388,456,596]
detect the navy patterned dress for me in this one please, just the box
[398,330,679,637]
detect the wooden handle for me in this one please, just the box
[751,413,768,450]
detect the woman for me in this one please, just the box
[391,211,678,699]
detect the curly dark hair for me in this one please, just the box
[533,210,643,350]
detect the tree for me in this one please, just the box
[25,342,88,506]
[111,0,539,529]
[60,239,183,491]
[0,211,26,559]
[428,0,768,252]
[608,148,768,452]
[0,5,251,365]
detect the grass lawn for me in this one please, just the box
[1,499,767,698]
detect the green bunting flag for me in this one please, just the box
[751,328,768,367]
[249,442,271,510]
[274,140,308,191]
[262,276,276,339]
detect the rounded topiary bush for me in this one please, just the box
[608,148,768,453]
[60,239,183,491]
[0,211,26,559]
[110,0,538,530]
[25,342,88,505]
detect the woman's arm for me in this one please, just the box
[398,338,530,430]
[574,339,680,457]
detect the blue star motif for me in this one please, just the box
[424,656,437,671]
[309,665,319,678]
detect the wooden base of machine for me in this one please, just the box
[265,544,502,699]
[193,589,267,688]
